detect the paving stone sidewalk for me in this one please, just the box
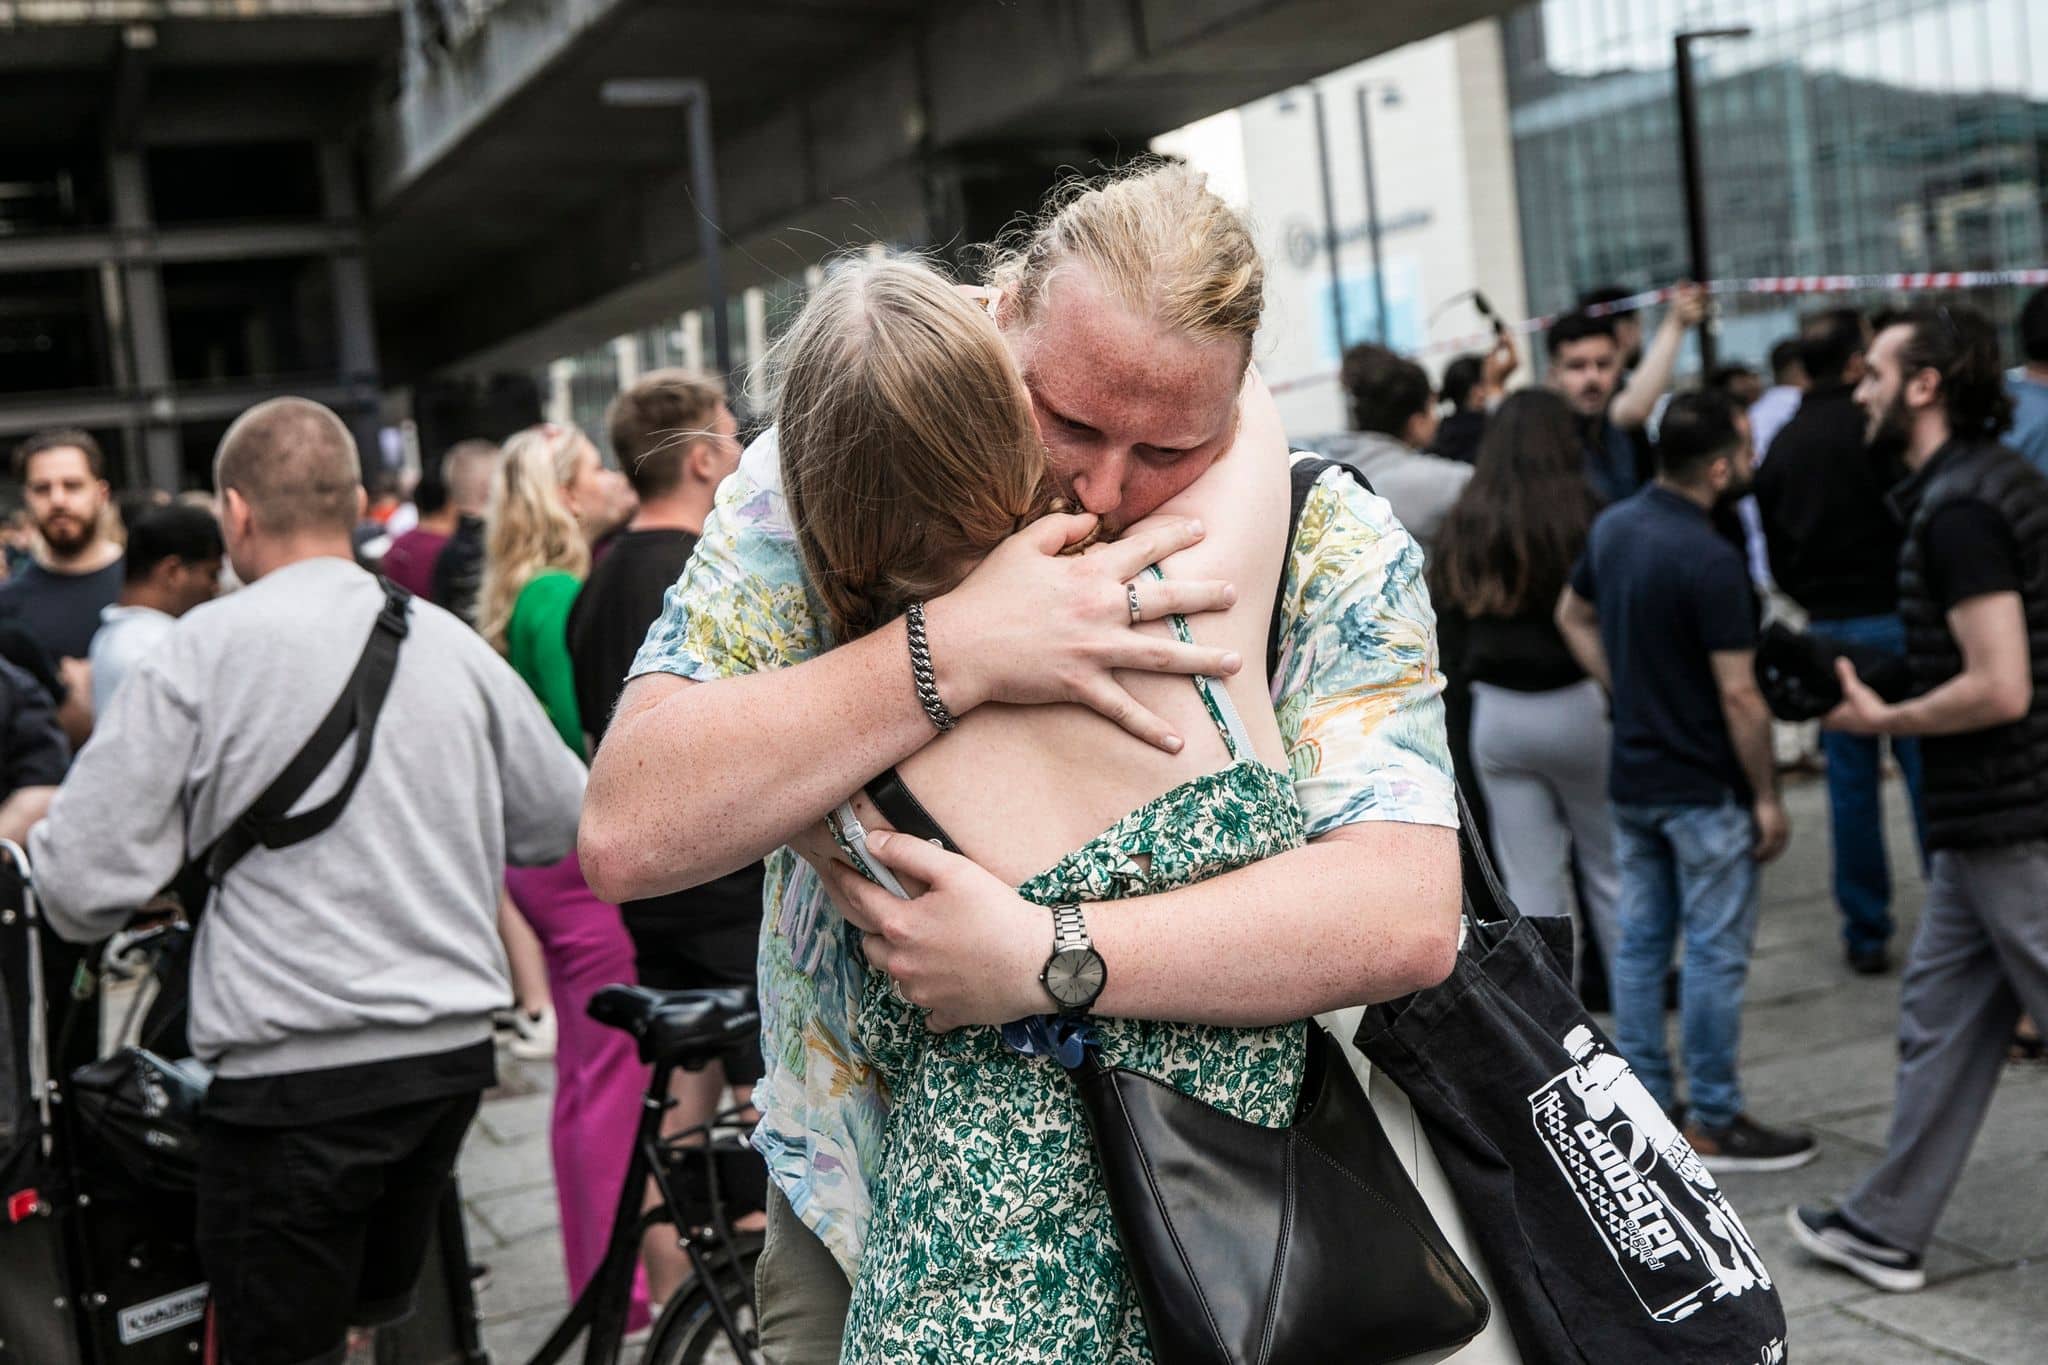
[460,773,2047,1363]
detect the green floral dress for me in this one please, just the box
[840,590,1310,1364]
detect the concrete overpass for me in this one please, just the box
[370,0,1515,381]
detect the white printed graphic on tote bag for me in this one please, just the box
[1528,1026,1772,1325]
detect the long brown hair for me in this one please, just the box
[1431,389,1601,617]
[774,256,1052,642]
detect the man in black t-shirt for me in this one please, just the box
[566,371,762,1278]
[1792,306,2048,1295]
[0,430,126,746]
[1557,392,1814,1174]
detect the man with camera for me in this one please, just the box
[1790,305,2048,1293]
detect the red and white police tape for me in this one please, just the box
[1269,267,2048,395]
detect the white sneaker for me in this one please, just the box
[505,1008,557,1061]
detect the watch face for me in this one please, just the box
[1044,946,1106,1009]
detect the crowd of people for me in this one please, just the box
[1335,279,2048,1294]
[0,157,2041,1364]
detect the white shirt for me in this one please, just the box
[87,603,174,718]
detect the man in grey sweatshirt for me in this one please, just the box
[31,398,587,1365]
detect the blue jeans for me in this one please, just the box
[1810,614,1928,955]
[1610,799,1760,1131]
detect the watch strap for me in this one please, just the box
[1051,902,1091,951]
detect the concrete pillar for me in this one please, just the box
[546,359,575,426]
[319,142,384,470]
[610,335,640,391]
[95,261,146,487]
[679,312,703,373]
[109,149,181,491]
[741,286,768,411]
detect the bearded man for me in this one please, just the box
[1,429,126,742]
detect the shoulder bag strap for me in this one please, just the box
[203,577,412,884]
[1269,454,1522,944]
[1266,455,1361,682]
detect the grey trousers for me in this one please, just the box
[755,1186,851,1365]
[1842,840,2048,1253]
[1470,680,1622,982]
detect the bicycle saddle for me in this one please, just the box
[586,984,759,1067]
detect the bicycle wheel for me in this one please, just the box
[639,1233,763,1365]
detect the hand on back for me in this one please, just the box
[922,513,1240,754]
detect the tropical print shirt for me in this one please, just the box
[629,432,1456,1276]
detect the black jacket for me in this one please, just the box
[431,514,486,629]
[1431,409,1488,465]
[1754,383,1905,620]
[0,655,67,791]
[1893,439,2048,850]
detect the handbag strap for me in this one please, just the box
[862,767,959,854]
[202,576,413,885]
[1274,456,1523,948]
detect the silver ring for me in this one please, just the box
[1126,581,1143,625]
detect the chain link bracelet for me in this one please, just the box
[905,601,957,732]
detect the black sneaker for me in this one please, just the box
[1786,1205,1926,1292]
[1684,1114,1818,1172]
[1847,945,1892,976]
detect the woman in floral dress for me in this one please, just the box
[773,256,1315,1363]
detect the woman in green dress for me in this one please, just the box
[774,257,1311,1363]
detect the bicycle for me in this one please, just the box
[1,842,491,1365]
[522,983,766,1365]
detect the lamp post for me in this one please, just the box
[1307,83,1347,352]
[1354,82,1400,345]
[1673,27,1751,375]
[599,77,732,377]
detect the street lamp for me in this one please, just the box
[599,77,732,377]
[1673,26,1751,374]
[1355,82,1400,345]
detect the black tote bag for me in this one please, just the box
[1272,456,1787,1361]
[1352,790,1789,1365]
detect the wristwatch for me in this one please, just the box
[1040,903,1107,1017]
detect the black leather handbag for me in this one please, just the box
[1073,1025,1489,1365]
[860,769,1490,1365]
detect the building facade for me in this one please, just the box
[1230,22,1529,435]
[0,2,398,489]
[1174,0,2048,429]
[1505,0,2048,366]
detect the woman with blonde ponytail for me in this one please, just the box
[481,423,602,741]
[485,423,654,1328]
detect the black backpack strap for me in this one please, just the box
[1267,455,1374,684]
[203,577,412,884]
[1268,454,1520,940]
